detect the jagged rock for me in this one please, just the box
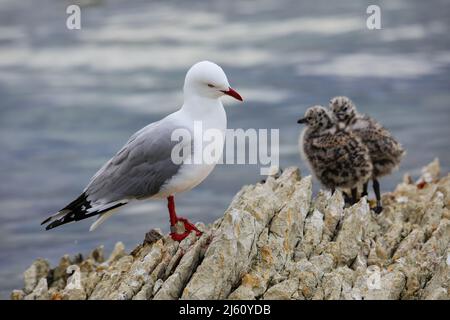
[88,246,105,263]
[50,255,71,290]
[417,158,440,185]
[263,278,299,300]
[23,258,50,294]
[420,248,449,300]
[325,198,370,266]
[228,175,312,299]
[10,289,25,300]
[23,277,49,300]
[144,229,163,245]
[107,239,167,300]
[351,265,406,300]
[11,160,450,300]
[106,241,126,263]
[154,232,210,299]
[392,229,425,261]
[320,191,345,243]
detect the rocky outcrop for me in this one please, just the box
[11,159,449,300]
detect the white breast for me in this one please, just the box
[155,99,227,198]
[158,162,217,197]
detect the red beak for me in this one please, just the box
[221,87,243,102]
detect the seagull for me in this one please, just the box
[298,105,372,203]
[329,96,405,213]
[41,61,243,241]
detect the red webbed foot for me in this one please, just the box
[170,217,202,242]
[170,231,192,242]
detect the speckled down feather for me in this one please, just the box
[329,96,405,179]
[299,106,373,190]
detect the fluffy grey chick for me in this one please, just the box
[298,105,373,203]
[329,96,405,213]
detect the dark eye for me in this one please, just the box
[207,84,215,88]
[342,106,348,111]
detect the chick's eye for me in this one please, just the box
[207,84,215,88]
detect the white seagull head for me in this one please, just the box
[184,61,243,102]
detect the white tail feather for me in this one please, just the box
[89,207,121,231]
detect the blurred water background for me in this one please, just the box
[0,0,449,297]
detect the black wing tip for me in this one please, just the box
[43,212,75,230]
[41,193,127,231]
[42,192,90,230]
[41,215,63,230]
[41,217,52,225]
[45,221,60,230]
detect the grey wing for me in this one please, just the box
[85,119,191,204]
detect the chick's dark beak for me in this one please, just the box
[297,118,307,124]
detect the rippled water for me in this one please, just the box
[0,0,449,297]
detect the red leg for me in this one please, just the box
[168,195,177,226]
[167,196,202,241]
